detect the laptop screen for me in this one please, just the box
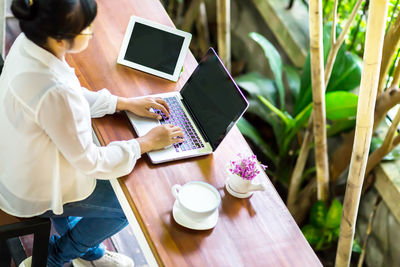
[123,22,185,75]
[181,48,248,150]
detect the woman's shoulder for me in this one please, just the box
[6,34,69,81]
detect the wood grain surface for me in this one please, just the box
[66,0,321,266]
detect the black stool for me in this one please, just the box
[0,209,51,267]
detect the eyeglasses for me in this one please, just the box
[79,25,94,36]
[58,24,94,38]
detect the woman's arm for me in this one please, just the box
[37,86,184,179]
[81,87,170,120]
[116,96,170,119]
[81,87,117,118]
[38,86,140,179]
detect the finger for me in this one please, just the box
[155,99,170,115]
[165,125,182,132]
[155,98,170,113]
[172,138,184,144]
[170,126,183,132]
[152,103,170,118]
[171,131,184,138]
[146,111,162,120]
[171,138,185,144]
[171,127,184,134]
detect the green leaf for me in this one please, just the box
[246,98,285,151]
[301,167,316,181]
[310,200,328,228]
[283,65,301,103]
[302,224,322,246]
[370,137,382,153]
[294,23,361,115]
[333,227,340,238]
[249,32,285,110]
[236,117,278,166]
[370,137,400,161]
[326,52,362,92]
[294,103,313,128]
[235,72,277,106]
[326,199,343,229]
[258,95,293,127]
[281,103,313,155]
[327,118,356,137]
[295,23,338,115]
[326,91,358,120]
[386,145,400,161]
[352,239,362,253]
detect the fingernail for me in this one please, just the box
[157,116,162,120]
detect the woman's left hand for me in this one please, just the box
[117,97,170,120]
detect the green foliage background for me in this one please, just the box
[323,0,400,58]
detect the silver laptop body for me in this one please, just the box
[127,91,213,164]
[127,48,248,164]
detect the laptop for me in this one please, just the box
[127,48,249,164]
[117,16,192,82]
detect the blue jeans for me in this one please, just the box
[40,180,128,267]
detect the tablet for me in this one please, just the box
[117,16,192,82]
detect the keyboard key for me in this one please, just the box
[155,97,205,152]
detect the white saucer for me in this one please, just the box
[225,177,253,198]
[172,201,219,230]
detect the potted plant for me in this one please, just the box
[225,154,267,198]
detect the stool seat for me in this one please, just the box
[0,209,51,267]
[0,209,24,225]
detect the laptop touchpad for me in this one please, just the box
[126,112,160,136]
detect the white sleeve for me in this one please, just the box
[37,86,140,180]
[81,87,118,118]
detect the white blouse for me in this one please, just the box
[0,34,141,217]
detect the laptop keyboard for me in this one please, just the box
[153,97,205,152]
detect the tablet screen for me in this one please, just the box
[123,22,185,75]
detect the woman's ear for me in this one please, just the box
[44,36,69,59]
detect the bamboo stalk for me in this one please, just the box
[390,58,400,87]
[287,123,313,210]
[175,0,185,27]
[377,10,400,95]
[330,87,400,183]
[374,87,400,131]
[291,178,318,224]
[309,0,329,201]
[349,2,367,52]
[385,49,400,89]
[365,107,400,175]
[287,0,363,208]
[217,0,231,71]
[196,0,210,54]
[386,0,400,34]
[331,0,338,45]
[181,0,201,32]
[393,130,400,145]
[335,1,389,266]
[325,0,363,84]
[167,0,175,18]
[357,196,381,267]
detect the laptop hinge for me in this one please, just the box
[181,97,214,149]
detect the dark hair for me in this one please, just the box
[11,0,97,46]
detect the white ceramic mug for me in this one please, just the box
[171,181,221,220]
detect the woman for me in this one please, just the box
[0,0,184,266]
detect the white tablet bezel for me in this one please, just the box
[117,16,192,82]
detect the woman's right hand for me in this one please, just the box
[137,124,184,154]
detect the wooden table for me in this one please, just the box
[67,0,322,266]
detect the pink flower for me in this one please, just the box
[229,154,267,180]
